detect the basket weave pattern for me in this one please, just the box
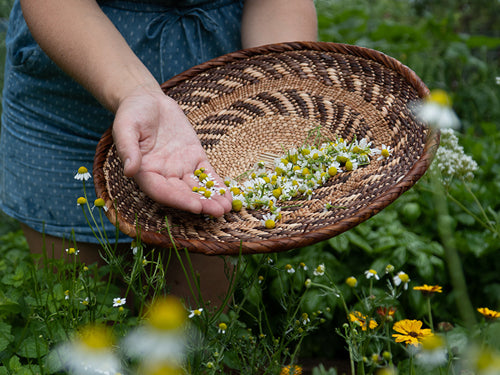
[94,42,439,255]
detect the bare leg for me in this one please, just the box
[21,224,231,307]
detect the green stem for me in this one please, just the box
[446,191,496,234]
[432,175,477,331]
[427,297,434,331]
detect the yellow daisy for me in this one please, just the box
[392,319,433,347]
[477,307,500,320]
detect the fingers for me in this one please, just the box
[136,171,231,217]
[112,118,143,178]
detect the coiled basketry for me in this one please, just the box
[94,41,439,255]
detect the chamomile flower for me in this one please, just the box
[188,308,203,318]
[375,145,393,161]
[74,166,92,181]
[411,89,460,129]
[77,197,87,206]
[346,276,358,288]
[365,269,380,280]
[122,296,187,363]
[285,264,295,274]
[112,297,126,307]
[393,271,410,289]
[218,322,228,334]
[313,264,325,276]
[51,324,121,375]
[66,247,80,255]
[261,212,277,229]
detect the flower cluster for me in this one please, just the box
[191,167,226,200]
[219,137,388,228]
[430,128,478,185]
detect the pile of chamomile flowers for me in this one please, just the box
[192,137,391,229]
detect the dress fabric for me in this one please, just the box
[0,0,244,243]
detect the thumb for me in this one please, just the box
[112,122,142,178]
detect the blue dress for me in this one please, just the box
[0,0,244,243]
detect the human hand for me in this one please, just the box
[112,84,232,217]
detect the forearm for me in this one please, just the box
[241,0,318,48]
[20,0,158,113]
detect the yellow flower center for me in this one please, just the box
[78,325,114,350]
[77,197,87,205]
[346,277,358,288]
[264,219,276,229]
[381,149,390,158]
[147,297,187,331]
[94,198,105,207]
[328,166,337,176]
[399,273,410,283]
[232,199,243,212]
[427,89,452,107]
[77,166,88,174]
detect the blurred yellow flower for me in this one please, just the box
[477,307,500,320]
[413,284,443,297]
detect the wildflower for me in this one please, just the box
[464,345,500,375]
[261,212,277,229]
[413,284,443,297]
[477,307,500,320]
[412,89,460,129]
[430,128,478,185]
[416,334,448,368]
[188,308,203,318]
[112,297,126,307]
[51,324,121,375]
[299,262,308,271]
[392,319,433,347]
[93,198,108,211]
[81,297,89,306]
[122,296,187,363]
[74,166,92,181]
[65,247,80,255]
[385,264,395,274]
[313,264,325,276]
[304,278,312,288]
[345,276,358,288]
[301,313,310,325]
[64,290,70,300]
[280,364,303,375]
[374,145,393,161]
[258,275,264,284]
[77,196,87,206]
[497,76,500,85]
[393,271,410,289]
[376,306,397,321]
[285,264,295,274]
[218,322,228,334]
[365,269,379,280]
[349,311,378,331]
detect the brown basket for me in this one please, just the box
[94,41,439,255]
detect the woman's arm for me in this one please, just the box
[241,0,318,48]
[20,0,232,217]
[20,0,155,113]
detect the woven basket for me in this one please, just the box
[94,42,439,255]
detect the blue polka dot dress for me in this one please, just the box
[0,0,244,243]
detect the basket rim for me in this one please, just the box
[94,41,440,255]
